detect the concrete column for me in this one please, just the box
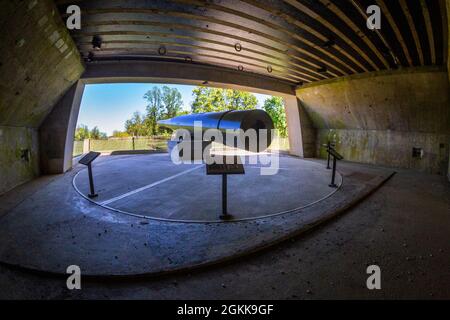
[83,139,90,154]
[448,148,450,182]
[447,0,450,181]
[284,96,316,158]
[39,81,85,174]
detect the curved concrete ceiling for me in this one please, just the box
[56,0,448,86]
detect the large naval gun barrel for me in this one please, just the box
[158,110,274,152]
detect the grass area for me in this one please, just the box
[73,141,84,157]
[73,136,169,157]
[73,136,289,157]
[271,136,290,152]
[90,137,168,153]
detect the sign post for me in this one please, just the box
[322,141,336,169]
[327,148,343,188]
[78,151,101,198]
[206,156,245,220]
[221,174,228,220]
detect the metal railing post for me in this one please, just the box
[87,163,98,198]
[220,174,231,220]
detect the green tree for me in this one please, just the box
[162,86,183,119]
[175,110,190,116]
[191,87,258,113]
[75,125,107,140]
[74,124,90,141]
[142,86,184,135]
[144,87,163,135]
[263,96,288,138]
[112,130,130,138]
[191,87,225,113]
[225,89,258,111]
[90,126,107,140]
[125,111,148,137]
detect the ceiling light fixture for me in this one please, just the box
[92,35,102,50]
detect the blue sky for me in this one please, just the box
[77,83,273,136]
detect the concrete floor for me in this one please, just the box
[73,154,341,221]
[0,155,390,276]
[0,158,448,299]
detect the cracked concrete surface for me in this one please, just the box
[0,155,391,276]
[0,159,448,299]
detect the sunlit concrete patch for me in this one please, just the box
[73,154,342,222]
[0,154,394,276]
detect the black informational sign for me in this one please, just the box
[329,148,344,160]
[78,151,101,198]
[79,152,101,166]
[206,163,245,175]
[205,157,245,220]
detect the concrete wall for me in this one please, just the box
[284,96,316,158]
[39,82,85,174]
[0,0,84,194]
[296,67,450,174]
[447,0,450,180]
[0,127,39,194]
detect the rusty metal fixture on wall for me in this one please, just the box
[158,46,167,56]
